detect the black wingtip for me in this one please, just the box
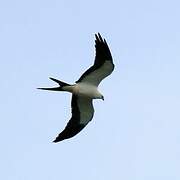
[95,32,101,37]
[52,137,64,143]
[95,33,106,43]
[52,139,58,143]
[52,134,65,143]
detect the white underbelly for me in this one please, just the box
[74,83,100,98]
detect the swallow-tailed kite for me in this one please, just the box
[38,33,114,142]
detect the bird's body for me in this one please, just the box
[38,33,114,142]
[63,83,103,99]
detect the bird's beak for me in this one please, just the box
[102,96,104,101]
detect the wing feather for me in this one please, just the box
[53,95,94,142]
[76,33,114,86]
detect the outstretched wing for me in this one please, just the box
[53,95,94,142]
[76,33,114,86]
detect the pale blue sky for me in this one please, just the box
[1,0,180,179]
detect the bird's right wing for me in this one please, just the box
[53,95,94,142]
[76,33,114,86]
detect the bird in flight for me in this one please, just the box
[38,33,114,142]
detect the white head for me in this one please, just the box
[95,91,104,101]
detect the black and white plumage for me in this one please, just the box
[38,33,114,142]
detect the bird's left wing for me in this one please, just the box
[76,33,114,86]
[53,95,94,142]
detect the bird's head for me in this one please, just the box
[96,93,104,101]
[101,95,104,101]
[95,91,104,101]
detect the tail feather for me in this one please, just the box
[49,77,70,87]
[38,77,71,91]
[37,87,62,91]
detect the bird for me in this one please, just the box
[38,33,114,142]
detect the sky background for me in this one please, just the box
[1,0,180,179]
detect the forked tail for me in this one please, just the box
[38,77,71,91]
